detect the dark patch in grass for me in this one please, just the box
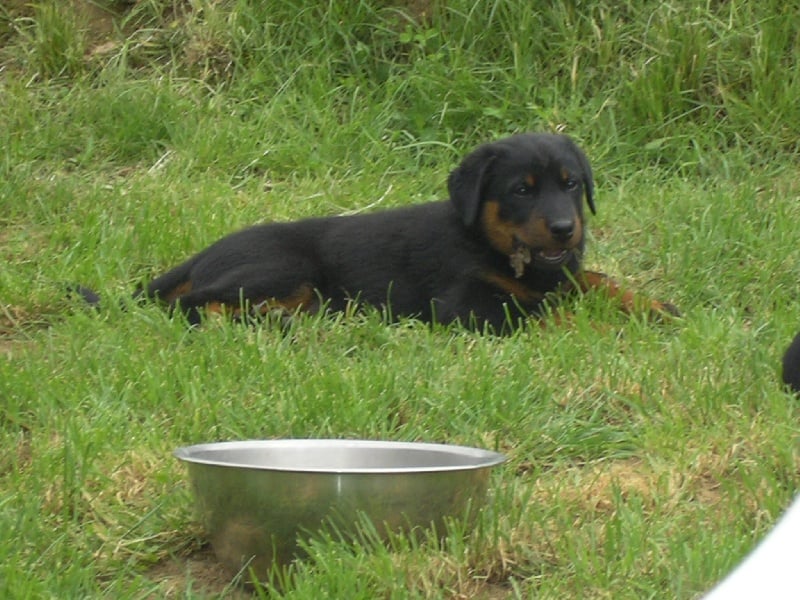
[145,545,250,598]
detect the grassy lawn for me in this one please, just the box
[1,1,799,598]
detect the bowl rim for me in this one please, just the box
[173,439,506,474]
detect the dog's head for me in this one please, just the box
[448,133,595,276]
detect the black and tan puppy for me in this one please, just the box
[83,133,677,330]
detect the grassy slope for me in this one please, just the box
[1,1,799,598]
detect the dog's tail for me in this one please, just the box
[72,285,102,307]
[66,283,104,309]
[67,259,195,313]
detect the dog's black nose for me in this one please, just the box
[548,219,575,241]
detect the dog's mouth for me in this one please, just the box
[535,248,571,265]
[510,239,573,277]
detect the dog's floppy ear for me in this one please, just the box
[566,137,596,215]
[448,144,497,228]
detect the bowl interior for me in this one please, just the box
[174,439,505,473]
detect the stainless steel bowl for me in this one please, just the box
[174,439,505,578]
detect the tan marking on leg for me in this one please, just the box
[252,283,316,316]
[481,271,545,305]
[163,280,192,303]
[204,301,225,315]
[575,271,680,317]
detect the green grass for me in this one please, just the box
[1,1,799,598]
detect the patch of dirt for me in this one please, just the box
[0,305,36,359]
[2,0,34,17]
[0,338,16,357]
[146,547,514,598]
[0,303,51,357]
[146,546,252,599]
[529,458,655,515]
[573,458,659,513]
[464,582,513,599]
[0,430,32,476]
[0,304,30,332]
[532,456,726,516]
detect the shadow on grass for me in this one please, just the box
[146,545,250,599]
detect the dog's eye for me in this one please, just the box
[512,184,533,196]
[564,178,580,191]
